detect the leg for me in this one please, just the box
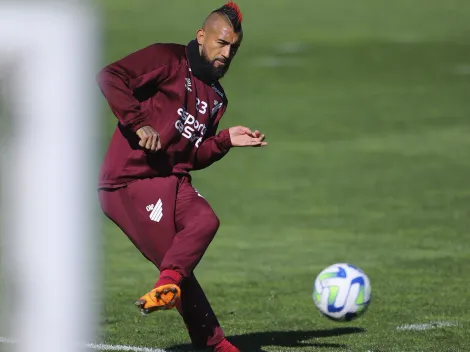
[99,177,178,268]
[158,176,227,348]
[160,176,220,276]
[178,274,225,348]
[99,177,231,349]
[99,177,182,312]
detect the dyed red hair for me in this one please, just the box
[225,1,243,23]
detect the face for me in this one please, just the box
[197,18,243,79]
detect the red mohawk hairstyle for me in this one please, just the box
[213,2,243,32]
[225,2,243,23]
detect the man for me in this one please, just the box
[97,2,266,351]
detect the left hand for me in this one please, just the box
[229,126,268,147]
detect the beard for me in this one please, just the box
[200,49,231,80]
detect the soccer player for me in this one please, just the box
[97,2,266,351]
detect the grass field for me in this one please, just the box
[95,1,470,351]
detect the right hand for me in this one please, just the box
[136,125,161,152]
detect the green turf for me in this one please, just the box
[95,1,470,351]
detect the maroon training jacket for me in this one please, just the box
[97,42,232,189]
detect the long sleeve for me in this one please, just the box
[97,44,181,132]
[192,126,232,171]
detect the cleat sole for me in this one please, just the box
[134,284,181,315]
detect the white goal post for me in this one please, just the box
[0,2,100,352]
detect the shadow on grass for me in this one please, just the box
[169,327,365,351]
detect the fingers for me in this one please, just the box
[229,126,263,138]
[240,126,253,135]
[148,133,161,152]
[248,137,268,147]
[138,137,146,148]
[137,129,145,148]
[136,126,161,152]
[146,133,154,150]
[249,130,264,140]
[247,129,262,138]
[252,133,266,145]
[140,133,158,151]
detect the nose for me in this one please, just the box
[221,45,231,59]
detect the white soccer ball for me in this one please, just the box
[313,263,371,321]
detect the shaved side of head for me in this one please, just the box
[202,12,232,34]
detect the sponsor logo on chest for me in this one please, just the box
[175,107,206,147]
[174,96,223,148]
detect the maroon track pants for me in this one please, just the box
[99,175,224,347]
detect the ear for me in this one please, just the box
[196,29,205,46]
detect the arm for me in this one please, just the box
[192,126,232,171]
[193,125,268,171]
[97,44,177,132]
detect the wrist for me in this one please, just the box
[130,118,148,133]
[219,128,233,149]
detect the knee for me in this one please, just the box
[205,212,220,236]
[198,211,220,238]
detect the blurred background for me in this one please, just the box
[2,1,470,351]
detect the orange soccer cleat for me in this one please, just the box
[134,283,181,315]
